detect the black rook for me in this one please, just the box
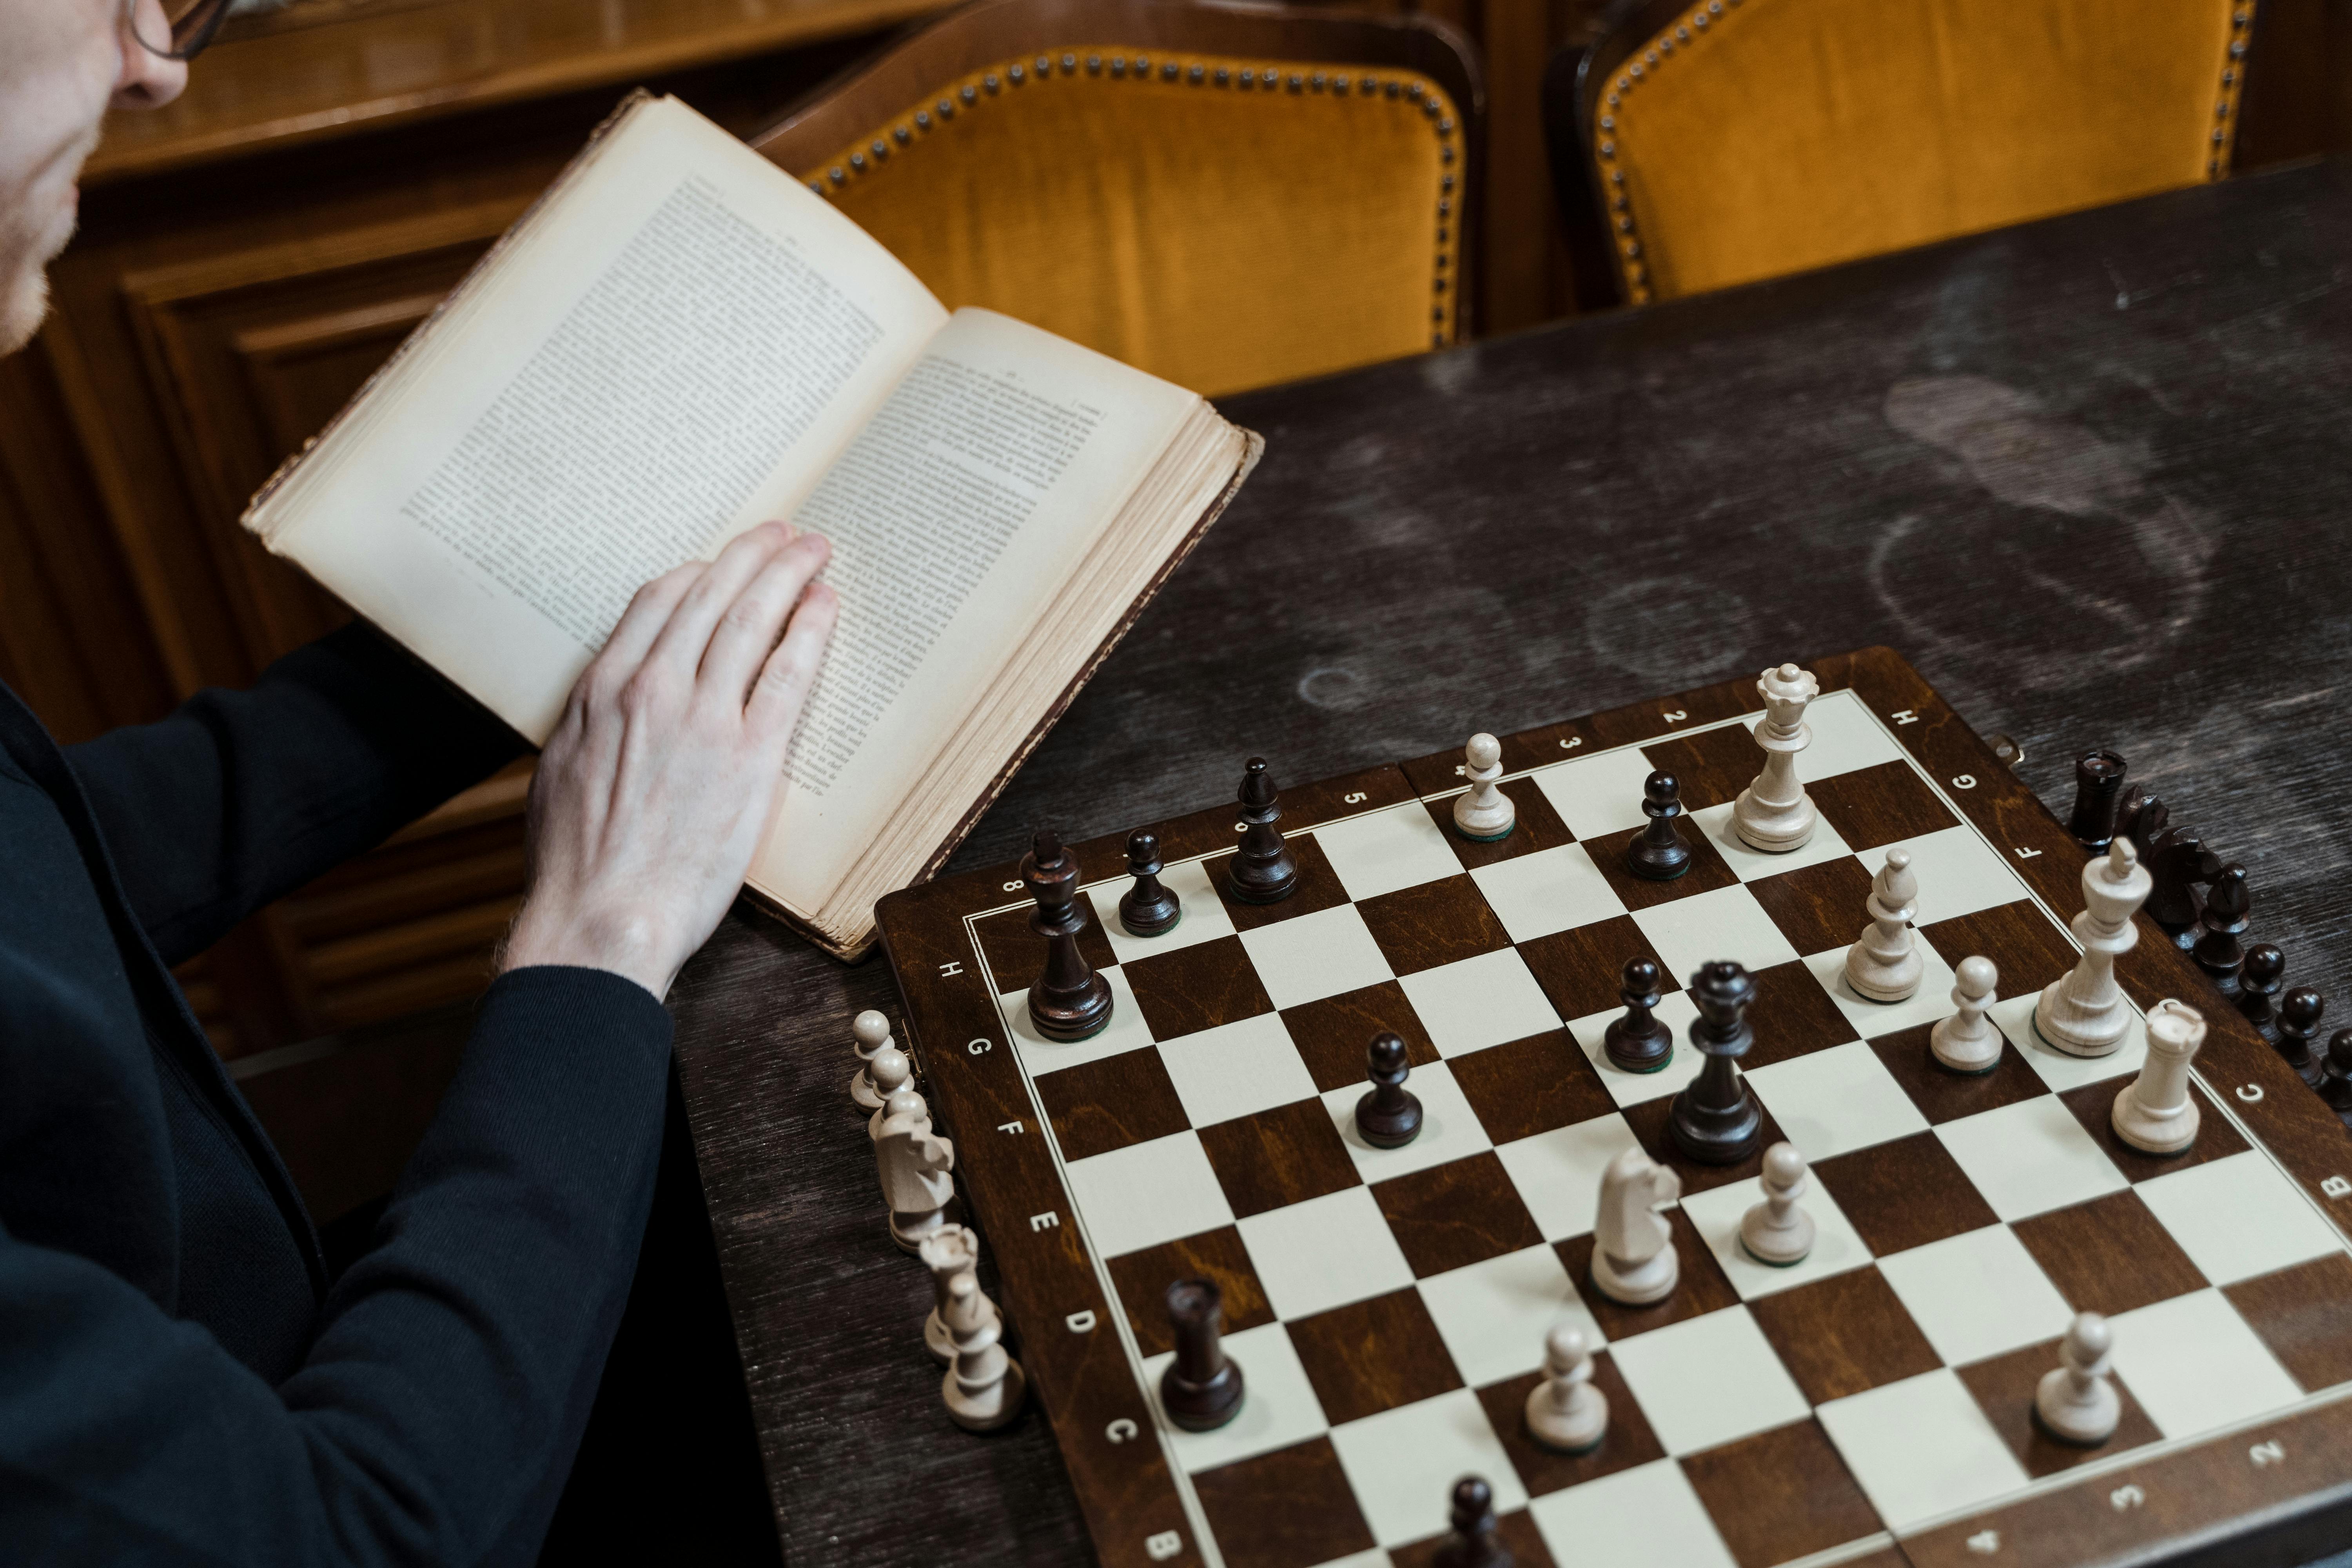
[1161,1278,1245,1431]
[2068,750,2129,852]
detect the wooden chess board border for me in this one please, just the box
[874,645,2352,1568]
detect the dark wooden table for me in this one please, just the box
[667,154,2352,1566]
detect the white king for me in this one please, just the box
[2036,839,2152,1057]
[1733,663,1820,853]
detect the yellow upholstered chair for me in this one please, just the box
[751,0,1481,397]
[1544,0,2254,305]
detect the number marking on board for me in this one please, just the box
[1662,709,1687,722]
[1344,791,1367,804]
[2111,1485,2145,1512]
[1559,736,1583,751]
[1003,880,1022,892]
[1105,1419,1138,1443]
[1966,1529,2000,1555]
[2252,1439,2286,1467]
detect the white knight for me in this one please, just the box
[1591,1145,1682,1305]
[875,1086,957,1252]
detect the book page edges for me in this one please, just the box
[744,418,1262,960]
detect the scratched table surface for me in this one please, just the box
[666,154,2352,1566]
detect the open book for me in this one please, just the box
[245,92,1259,959]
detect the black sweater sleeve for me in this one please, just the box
[66,625,526,966]
[0,966,671,1567]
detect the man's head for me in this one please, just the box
[0,0,187,356]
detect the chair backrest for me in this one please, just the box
[751,0,1482,397]
[1545,0,2252,305]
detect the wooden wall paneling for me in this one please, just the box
[116,201,521,669]
[0,349,178,743]
[2239,0,2352,168]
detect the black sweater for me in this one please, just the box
[0,626,673,1564]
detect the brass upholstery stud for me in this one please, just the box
[1442,172,1455,189]
[1630,64,1644,78]
[850,151,866,169]
[1438,198,1451,216]
[1601,140,1616,157]
[2212,127,2227,143]
[1441,144,1455,162]
[1434,277,1446,292]
[1385,80,1401,98]
[1136,55,1151,73]
[1263,69,1281,86]
[960,84,977,103]
[1407,82,1425,99]
[1289,73,1305,91]
[1189,63,1205,83]
[1334,73,1350,90]
[1439,116,1454,132]
[2230,38,2247,56]
[1214,66,1229,85]
[1645,48,1659,63]
[1036,54,1051,74]
[893,125,910,143]
[1676,24,1690,41]
[915,109,931,128]
[1312,71,1327,90]
[1109,56,1126,77]
[938,97,955,116]
[808,181,823,194]
[1164,61,1180,80]
[1600,115,1614,130]
[871,138,888,159]
[984,73,1000,93]
[1433,306,1445,321]
[1009,62,1025,83]
[828,167,845,184]
[1087,54,1102,73]
[1423,98,1439,117]
[1062,52,1077,72]
[1238,67,1253,89]
[1361,75,1379,93]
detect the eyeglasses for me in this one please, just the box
[127,0,235,61]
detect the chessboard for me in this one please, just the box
[873,646,2352,1568]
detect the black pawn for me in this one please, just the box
[2277,988,2327,1089]
[2237,944,2286,1042]
[1433,1475,1512,1568]
[1024,829,1113,1042]
[1669,960,1764,1165]
[1356,1032,1424,1148]
[2194,864,2251,998]
[2068,750,2129,852]
[1627,770,1693,880]
[1227,757,1299,905]
[2319,1031,2352,1123]
[1118,829,1182,937]
[1160,1279,1245,1431]
[1604,956,1674,1073]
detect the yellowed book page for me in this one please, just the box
[261,95,947,742]
[750,307,1200,909]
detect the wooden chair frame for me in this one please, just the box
[750,0,1489,334]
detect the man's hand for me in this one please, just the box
[501,521,837,998]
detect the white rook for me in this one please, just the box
[1733,663,1820,853]
[2036,839,2152,1057]
[2113,999,2206,1154]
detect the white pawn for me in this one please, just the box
[1454,732,1516,841]
[2035,1311,2120,1446]
[866,1045,917,1141]
[1591,1146,1682,1305]
[875,1086,956,1253]
[922,1223,980,1365]
[1931,956,2003,1073]
[1524,1323,1608,1454]
[849,1009,894,1112]
[2113,999,2206,1154]
[1733,662,1820,853]
[927,1239,1026,1432]
[1740,1142,1815,1265]
[2036,839,2152,1057]
[1844,849,1924,1002]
